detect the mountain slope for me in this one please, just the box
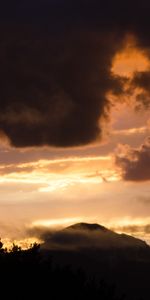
[66,222,108,232]
[42,222,148,250]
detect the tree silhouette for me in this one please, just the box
[11,243,22,253]
[0,238,149,299]
[0,238,3,252]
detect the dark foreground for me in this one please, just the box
[0,240,150,300]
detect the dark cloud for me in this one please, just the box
[115,137,150,181]
[0,0,150,147]
[0,26,123,147]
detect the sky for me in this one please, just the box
[0,0,150,247]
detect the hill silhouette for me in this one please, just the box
[38,223,150,300]
[0,223,150,299]
[66,222,108,231]
[41,222,148,250]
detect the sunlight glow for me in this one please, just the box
[108,216,150,228]
[0,154,118,193]
[112,49,149,78]
[3,237,42,250]
[112,36,150,77]
[113,126,148,136]
[31,217,85,228]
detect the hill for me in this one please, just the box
[41,222,148,250]
[39,223,150,300]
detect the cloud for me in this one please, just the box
[0,0,150,148]
[131,71,150,109]
[115,137,150,181]
[136,195,150,205]
[0,155,112,177]
[0,220,27,240]
[0,23,123,148]
[112,224,150,235]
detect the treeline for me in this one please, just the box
[0,240,147,300]
[0,240,126,300]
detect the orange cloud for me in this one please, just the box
[111,36,150,78]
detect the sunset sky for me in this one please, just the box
[0,0,150,247]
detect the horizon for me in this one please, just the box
[1,220,150,250]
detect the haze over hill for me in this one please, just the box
[37,222,149,251]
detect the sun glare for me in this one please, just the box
[31,217,84,228]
